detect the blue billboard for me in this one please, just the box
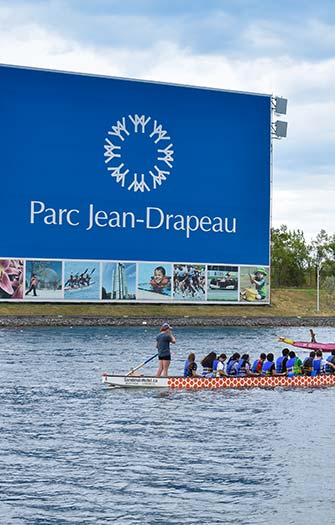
[0,64,271,303]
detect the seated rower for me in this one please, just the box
[301,351,316,376]
[183,355,191,377]
[325,350,335,374]
[201,352,217,377]
[185,353,202,378]
[216,353,227,377]
[276,348,289,374]
[251,353,266,373]
[261,353,286,376]
[237,354,257,377]
[226,352,241,376]
[286,351,302,376]
[312,349,328,375]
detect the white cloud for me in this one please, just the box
[0,9,333,240]
[272,185,335,242]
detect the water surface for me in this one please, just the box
[1,326,335,525]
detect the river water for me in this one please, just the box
[1,325,335,525]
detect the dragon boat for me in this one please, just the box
[278,337,335,352]
[102,373,335,389]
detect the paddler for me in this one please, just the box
[275,348,289,374]
[286,351,302,376]
[184,353,202,378]
[215,353,227,377]
[155,322,176,377]
[226,352,241,376]
[301,351,316,375]
[325,350,335,374]
[312,350,328,376]
[251,353,266,373]
[200,352,217,377]
[261,353,286,376]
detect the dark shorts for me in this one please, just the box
[159,355,171,361]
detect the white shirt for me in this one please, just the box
[216,361,225,376]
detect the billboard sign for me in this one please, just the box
[0,65,271,303]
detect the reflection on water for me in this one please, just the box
[0,326,335,524]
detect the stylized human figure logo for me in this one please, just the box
[104,114,174,192]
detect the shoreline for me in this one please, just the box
[1,315,335,328]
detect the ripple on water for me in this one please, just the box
[1,326,335,524]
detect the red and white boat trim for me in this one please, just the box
[102,373,335,389]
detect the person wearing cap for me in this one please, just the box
[155,322,176,377]
[249,268,267,300]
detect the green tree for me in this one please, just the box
[271,225,310,287]
[311,230,335,279]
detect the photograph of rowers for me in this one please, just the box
[63,261,100,300]
[137,263,172,300]
[240,266,269,302]
[207,265,238,302]
[173,264,206,301]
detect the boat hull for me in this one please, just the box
[280,337,335,352]
[102,373,335,389]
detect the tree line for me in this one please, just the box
[271,226,335,290]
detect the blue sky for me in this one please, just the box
[0,0,334,241]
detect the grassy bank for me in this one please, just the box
[0,289,333,318]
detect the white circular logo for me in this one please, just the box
[104,114,174,193]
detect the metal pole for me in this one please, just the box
[316,262,320,313]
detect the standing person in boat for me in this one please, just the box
[286,351,303,376]
[251,353,266,373]
[201,352,217,377]
[185,353,202,378]
[301,351,316,375]
[226,352,241,376]
[276,348,290,374]
[261,353,286,376]
[155,322,176,377]
[325,350,335,374]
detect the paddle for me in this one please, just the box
[126,353,158,376]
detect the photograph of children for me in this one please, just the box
[137,263,172,300]
[207,265,238,302]
[0,259,23,300]
[25,260,63,300]
[240,266,269,302]
[64,261,100,300]
[173,264,206,301]
[102,262,136,300]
